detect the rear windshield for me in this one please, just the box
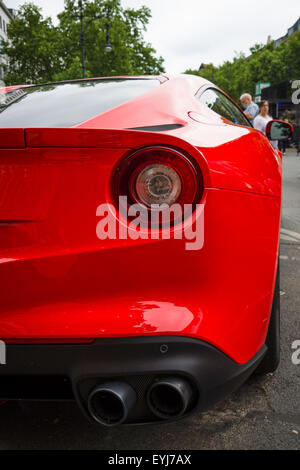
[0,78,160,128]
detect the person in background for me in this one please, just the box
[280,108,296,126]
[253,100,278,149]
[278,118,290,155]
[279,110,296,152]
[240,93,259,124]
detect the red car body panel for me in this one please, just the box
[0,75,281,366]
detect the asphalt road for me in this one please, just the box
[282,151,300,232]
[0,153,299,450]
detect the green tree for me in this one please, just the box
[53,56,91,82]
[0,3,60,85]
[185,31,300,103]
[1,0,164,85]
[56,0,164,79]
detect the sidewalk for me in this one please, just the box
[281,151,300,233]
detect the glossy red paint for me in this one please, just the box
[0,75,281,365]
[0,128,25,148]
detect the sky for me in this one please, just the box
[5,0,300,74]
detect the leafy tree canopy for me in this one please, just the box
[185,31,300,102]
[1,3,60,85]
[1,0,165,85]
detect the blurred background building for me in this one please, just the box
[274,17,300,48]
[0,1,16,80]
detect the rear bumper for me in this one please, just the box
[0,336,266,425]
[0,188,280,364]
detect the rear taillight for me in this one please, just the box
[114,147,202,222]
[134,163,182,207]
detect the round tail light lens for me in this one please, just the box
[114,146,202,225]
[135,164,182,206]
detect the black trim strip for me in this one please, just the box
[0,220,34,226]
[127,124,184,132]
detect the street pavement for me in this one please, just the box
[282,151,300,233]
[0,152,299,450]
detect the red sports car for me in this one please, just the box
[0,75,292,426]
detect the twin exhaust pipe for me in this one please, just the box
[87,377,193,426]
[88,382,136,426]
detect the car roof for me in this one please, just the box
[0,74,217,130]
[0,74,209,93]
